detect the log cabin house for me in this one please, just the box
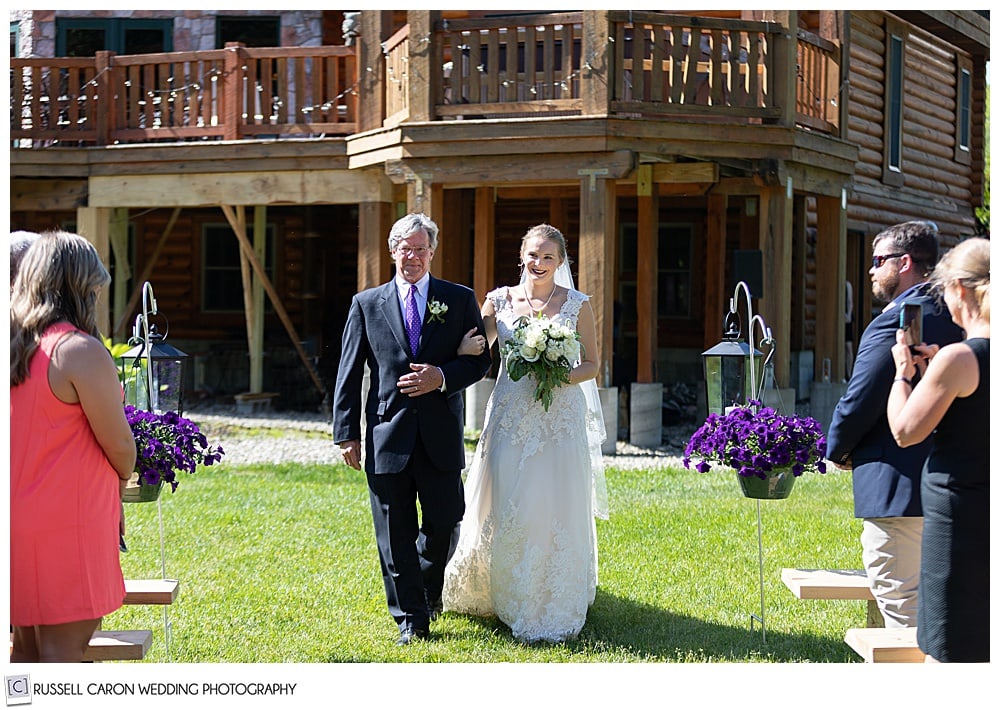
[9,9,989,436]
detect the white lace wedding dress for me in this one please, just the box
[442,286,602,643]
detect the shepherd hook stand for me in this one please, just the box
[129,281,173,660]
[728,281,775,643]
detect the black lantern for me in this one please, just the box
[119,282,189,415]
[701,281,773,416]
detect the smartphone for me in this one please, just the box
[899,301,922,353]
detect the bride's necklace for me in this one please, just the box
[524,284,556,315]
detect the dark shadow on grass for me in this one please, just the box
[575,588,859,662]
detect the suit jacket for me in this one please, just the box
[333,275,492,474]
[826,283,964,518]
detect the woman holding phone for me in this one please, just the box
[887,237,990,662]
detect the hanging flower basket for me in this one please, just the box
[737,467,797,500]
[683,400,827,501]
[122,478,164,504]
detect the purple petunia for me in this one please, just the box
[683,400,827,480]
[125,404,225,492]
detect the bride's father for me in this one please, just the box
[333,213,492,645]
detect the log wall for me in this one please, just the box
[842,11,981,244]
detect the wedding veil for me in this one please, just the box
[521,261,610,520]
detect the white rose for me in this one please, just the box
[519,344,540,362]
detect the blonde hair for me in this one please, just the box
[520,223,568,263]
[930,237,990,323]
[10,231,110,386]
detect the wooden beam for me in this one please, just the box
[636,165,658,383]
[88,170,392,208]
[11,179,88,211]
[219,205,325,395]
[358,202,393,291]
[704,193,728,350]
[650,162,719,184]
[75,207,112,336]
[234,206,258,393]
[250,206,267,392]
[384,151,634,187]
[108,208,131,334]
[473,187,496,304]
[578,173,616,387]
[757,184,793,388]
[114,208,181,338]
[815,193,846,383]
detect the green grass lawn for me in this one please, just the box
[106,450,872,663]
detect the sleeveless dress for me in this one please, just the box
[10,322,126,626]
[917,337,990,661]
[442,287,599,642]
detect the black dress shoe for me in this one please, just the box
[428,598,444,622]
[396,626,429,646]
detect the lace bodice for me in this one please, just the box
[485,286,589,470]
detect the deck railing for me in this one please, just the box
[606,11,781,121]
[10,14,840,148]
[795,29,841,134]
[433,12,585,119]
[10,43,357,146]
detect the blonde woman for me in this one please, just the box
[10,231,136,662]
[887,237,990,662]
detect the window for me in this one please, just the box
[955,56,973,164]
[216,16,280,48]
[56,18,173,56]
[11,22,20,57]
[202,224,275,312]
[882,21,905,186]
[658,225,693,318]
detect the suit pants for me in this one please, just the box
[861,516,923,628]
[366,437,464,631]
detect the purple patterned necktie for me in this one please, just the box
[405,284,421,355]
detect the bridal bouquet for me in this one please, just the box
[500,312,581,411]
[126,404,225,492]
[683,401,827,479]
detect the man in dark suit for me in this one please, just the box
[333,213,492,645]
[826,221,962,628]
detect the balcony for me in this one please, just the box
[10,12,840,149]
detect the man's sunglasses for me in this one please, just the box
[872,253,906,269]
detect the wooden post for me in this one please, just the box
[222,43,245,141]
[358,11,388,132]
[249,205,267,393]
[581,11,611,116]
[768,11,798,128]
[114,208,181,338]
[358,201,393,291]
[108,208,131,335]
[95,51,114,146]
[220,205,324,395]
[76,207,113,336]
[234,206,258,391]
[578,171,616,386]
[406,10,440,122]
[704,193,728,349]
[815,192,846,383]
[757,184,792,387]
[473,187,496,303]
[636,164,658,383]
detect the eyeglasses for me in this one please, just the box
[871,253,906,269]
[395,246,430,258]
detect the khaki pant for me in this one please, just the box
[861,517,923,628]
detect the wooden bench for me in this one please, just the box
[845,627,925,663]
[124,578,180,605]
[781,568,883,627]
[83,630,154,662]
[10,630,152,662]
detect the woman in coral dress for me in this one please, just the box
[10,231,137,662]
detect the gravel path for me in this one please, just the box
[185,403,695,471]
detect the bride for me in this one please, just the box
[442,223,609,643]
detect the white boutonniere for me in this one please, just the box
[427,299,448,324]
